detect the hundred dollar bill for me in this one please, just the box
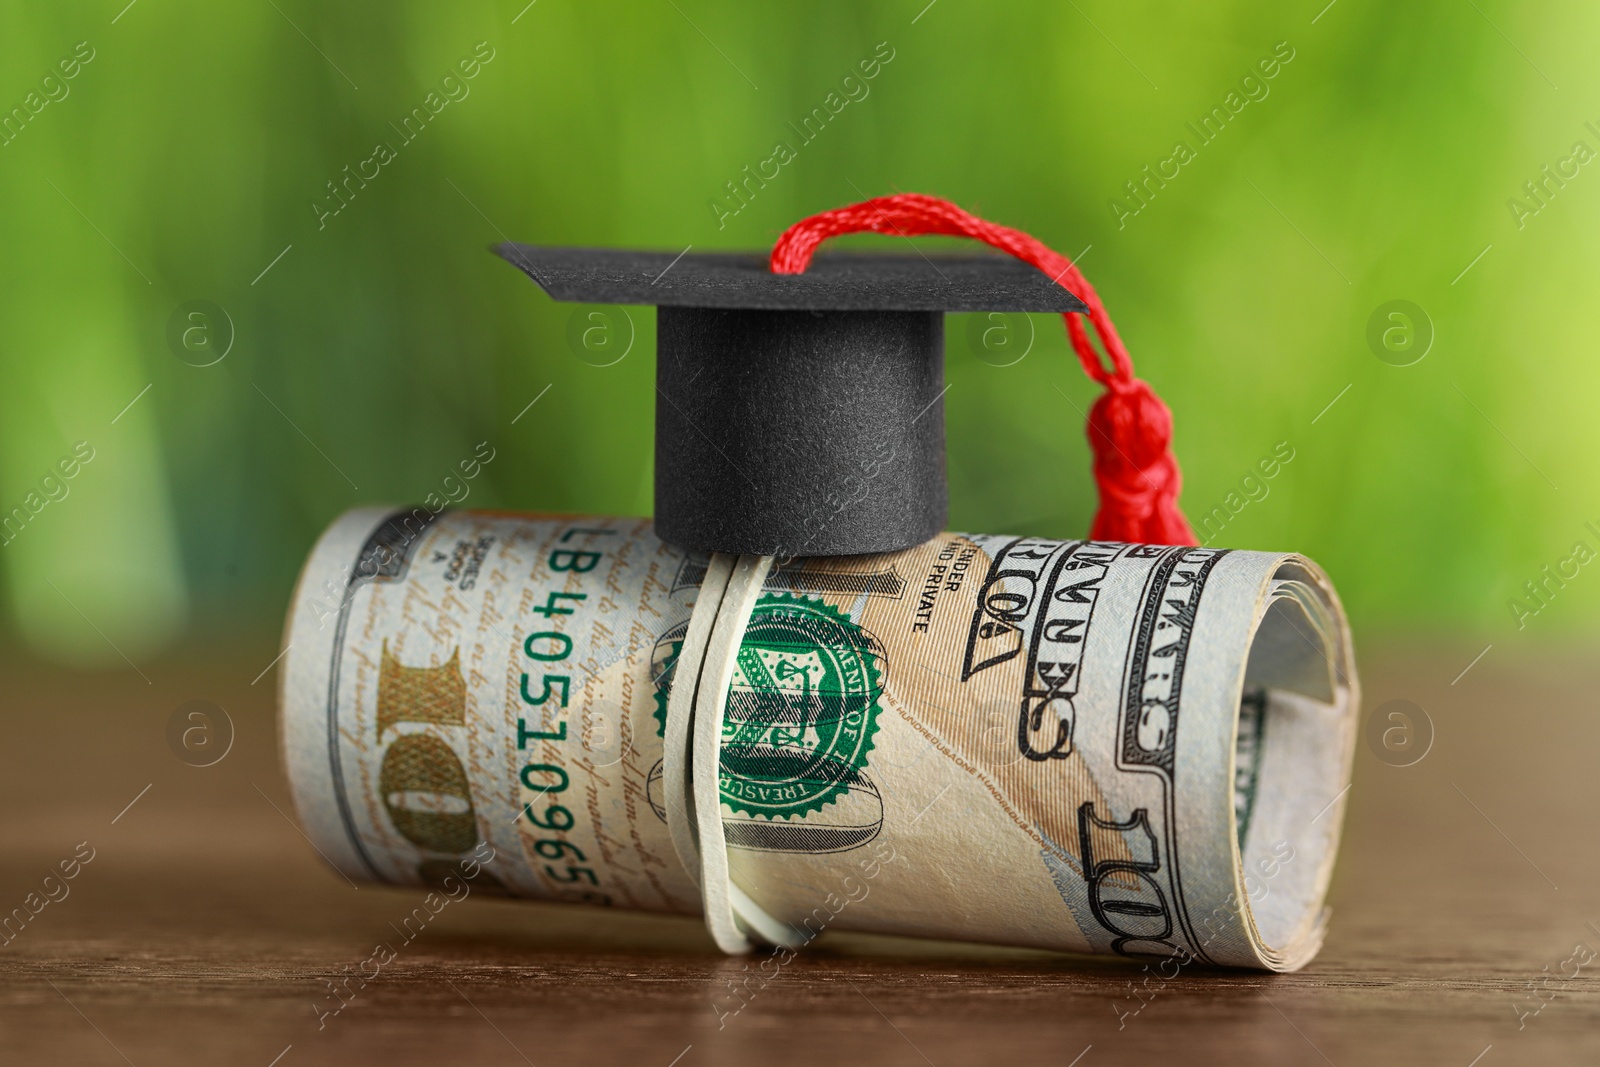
[279,508,1358,971]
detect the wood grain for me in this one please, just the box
[2,637,1597,1066]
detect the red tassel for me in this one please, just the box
[770,193,1196,546]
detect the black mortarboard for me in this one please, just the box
[495,245,1087,557]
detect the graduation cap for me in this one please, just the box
[496,194,1194,557]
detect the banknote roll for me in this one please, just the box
[279,508,1358,971]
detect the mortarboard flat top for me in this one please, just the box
[494,244,1088,313]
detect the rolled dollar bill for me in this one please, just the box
[280,508,1357,971]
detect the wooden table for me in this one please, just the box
[3,637,1595,1065]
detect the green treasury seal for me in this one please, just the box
[652,593,885,820]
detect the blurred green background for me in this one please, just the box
[0,0,1593,668]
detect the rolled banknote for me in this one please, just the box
[279,508,1357,971]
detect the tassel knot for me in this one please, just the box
[1087,376,1192,543]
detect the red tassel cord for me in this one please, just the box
[770,193,1195,546]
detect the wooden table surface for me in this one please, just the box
[2,635,1596,1066]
